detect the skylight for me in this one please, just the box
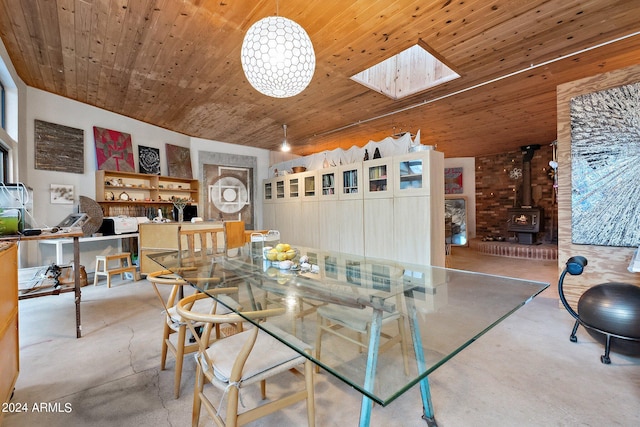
[351,44,460,100]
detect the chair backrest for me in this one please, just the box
[223,220,245,255]
[178,225,224,264]
[177,292,284,364]
[146,269,187,314]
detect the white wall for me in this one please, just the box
[444,157,476,239]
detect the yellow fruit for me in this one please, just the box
[267,249,278,261]
[285,249,296,260]
[277,252,288,261]
[282,243,291,251]
[275,243,286,252]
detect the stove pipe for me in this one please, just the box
[520,144,540,207]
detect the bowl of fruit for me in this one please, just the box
[263,243,298,268]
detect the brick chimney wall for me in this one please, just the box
[475,144,557,242]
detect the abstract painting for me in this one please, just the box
[93,126,135,172]
[444,167,463,194]
[570,82,640,247]
[138,145,161,175]
[35,120,84,174]
[166,143,193,179]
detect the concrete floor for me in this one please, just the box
[3,247,639,427]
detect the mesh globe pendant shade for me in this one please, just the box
[241,16,315,98]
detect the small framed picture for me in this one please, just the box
[51,184,74,204]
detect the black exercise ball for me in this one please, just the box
[578,282,640,356]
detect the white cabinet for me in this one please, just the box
[364,158,393,198]
[319,167,339,201]
[338,163,363,200]
[363,198,394,259]
[264,150,444,266]
[338,199,364,255]
[393,151,436,196]
[301,171,319,201]
[317,199,341,252]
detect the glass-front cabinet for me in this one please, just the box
[393,151,433,196]
[319,167,339,200]
[264,180,273,202]
[364,157,394,198]
[288,176,300,199]
[275,177,286,200]
[301,170,318,201]
[338,163,362,200]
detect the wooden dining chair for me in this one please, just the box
[176,292,315,427]
[315,298,410,375]
[147,270,238,398]
[223,220,246,257]
[177,225,225,266]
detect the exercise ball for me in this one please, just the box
[578,282,640,356]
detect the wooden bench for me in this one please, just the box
[94,253,139,288]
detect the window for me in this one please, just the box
[0,80,5,130]
[0,144,8,183]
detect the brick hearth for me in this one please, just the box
[469,238,558,260]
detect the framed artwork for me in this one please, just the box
[570,82,640,247]
[93,126,135,172]
[34,120,84,174]
[138,145,161,175]
[166,143,193,178]
[50,184,74,204]
[444,167,463,194]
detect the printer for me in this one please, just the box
[98,216,139,235]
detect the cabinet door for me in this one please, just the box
[363,198,394,259]
[299,201,319,247]
[393,150,443,197]
[364,158,394,199]
[301,171,319,201]
[317,201,341,252]
[393,196,445,266]
[319,168,339,201]
[274,177,287,201]
[338,164,363,200]
[338,199,364,255]
[263,179,274,202]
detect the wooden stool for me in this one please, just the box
[94,253,138,288]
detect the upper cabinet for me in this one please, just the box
[274,176,287,201]
[393,151,438,196]
[319,167,339,201]
[364,157,394,199]
[338,163,363,200]
[264,180,274,202]
[301,170,319,201]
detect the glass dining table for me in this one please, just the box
[149,245,548,427]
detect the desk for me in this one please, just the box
[0,228,84,338]
[38,233,139,265]
[149,247,548,426]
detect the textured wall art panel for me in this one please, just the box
[570,82,640,247]
[166,144,193,179]
[34,120,84,173]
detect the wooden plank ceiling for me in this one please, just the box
[1,0,639,158]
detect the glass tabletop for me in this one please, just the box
[149,246,548,406]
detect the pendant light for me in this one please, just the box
[240,2,315,98]
[281,124,291,152]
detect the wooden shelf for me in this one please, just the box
[96,170,199,217]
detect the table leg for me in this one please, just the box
[358,307,383,427]
[404,291,437,426]
[73,236,82,338]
